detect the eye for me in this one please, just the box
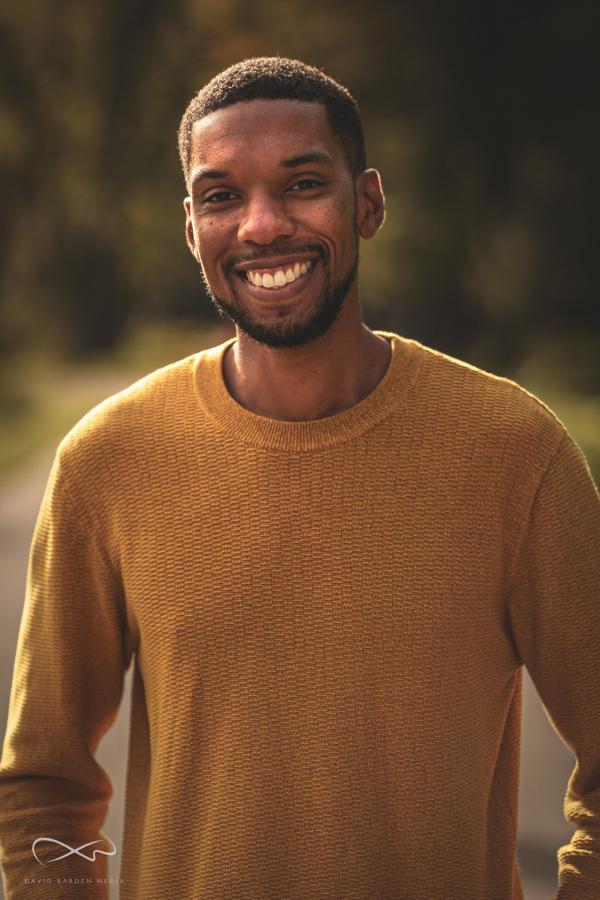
[288,178,323,192]
[203,191,238,204]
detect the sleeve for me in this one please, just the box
[0,450,133,899]
[505,430,600,899]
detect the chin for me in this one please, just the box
[217,301,335,349]
[209,291,346,349]
[208,255,358,350]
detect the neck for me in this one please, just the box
[222,308,392,422]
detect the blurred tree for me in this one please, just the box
[0,0,597,382]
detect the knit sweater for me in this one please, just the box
[1,330,599,900]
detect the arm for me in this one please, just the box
[0,449,132,899]
[505,430,600,899]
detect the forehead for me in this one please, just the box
[189,99,343,173]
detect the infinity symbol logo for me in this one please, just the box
[31,836,117,866]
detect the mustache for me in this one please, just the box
[225,243,326,274]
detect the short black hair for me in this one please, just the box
[178,56,367,190]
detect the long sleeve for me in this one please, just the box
[0,449,132,899]
[505,430,600,899]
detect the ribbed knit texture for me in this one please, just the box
[1,330,599,900]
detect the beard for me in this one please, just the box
[202,240,359,349]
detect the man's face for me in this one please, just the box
[184,99,382,348]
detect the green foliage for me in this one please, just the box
[0,321,220,480]
[0,0,597,384]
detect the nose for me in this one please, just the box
[236,190,296,245]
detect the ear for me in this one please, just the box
[355,169,386,240]
[183,197,200,261]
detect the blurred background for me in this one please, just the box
[1,0,598,897]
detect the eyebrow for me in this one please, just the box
[280,151,335,169]
[190,150,335,190]
[191,168,230,189]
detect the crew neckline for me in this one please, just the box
[192,330,424,451]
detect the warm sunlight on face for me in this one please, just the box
[183,99,384,347]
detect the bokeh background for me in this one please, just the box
[1,1,598,898]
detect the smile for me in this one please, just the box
[233,256,317,301]
[245,260,312,289]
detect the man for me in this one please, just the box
[0,56,599,900]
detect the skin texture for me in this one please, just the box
[184,98,390,421]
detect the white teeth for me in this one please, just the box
[245,259,313,290]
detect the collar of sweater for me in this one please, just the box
[193,330,424,451]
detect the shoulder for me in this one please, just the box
[55,351,201,476]
[411,334,564,434]
[383,332,569,472]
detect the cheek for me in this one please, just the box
[316,190,355,231]
[296,200,351,250]
[309,202,356,260]
[195,224,228,273]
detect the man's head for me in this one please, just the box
[180,57,385,348]
[178,57,367,193]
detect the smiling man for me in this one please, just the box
[180,80,392,422]
[1,57,600,900]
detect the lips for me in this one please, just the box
[246,259,312,288]
[233,256,318,301]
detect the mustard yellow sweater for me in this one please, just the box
[1,331,599,900]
